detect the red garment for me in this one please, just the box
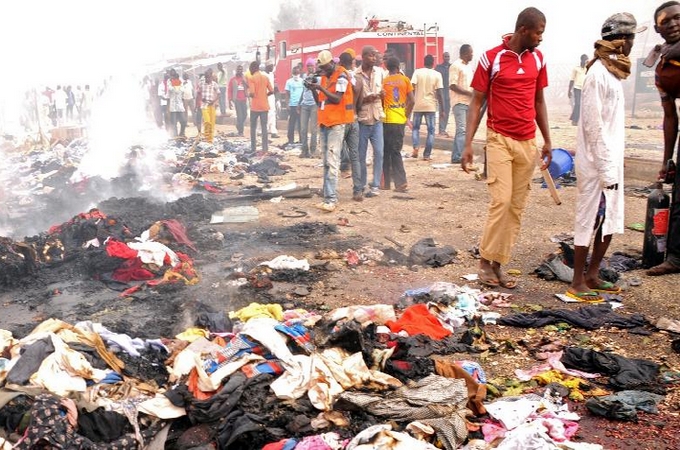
[105,239,139,259]
[386,303,451,339]
[120,285,142,296]
[261,441,287,450]
[161,219,197,251]
[228,75,248,102]
[471,34,548,141]
[112,258,156,282]
[49,209,108,234]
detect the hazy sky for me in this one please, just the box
[0,0,665,89]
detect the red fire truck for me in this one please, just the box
[271,19,443,115]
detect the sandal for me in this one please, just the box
[479,266,500,287]
[491,263,517,289]
[565,290,603,303]
[498,274,518,289]
[588,280,621,294]
[646,261,680,276]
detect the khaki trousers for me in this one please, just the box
[479,130,537,265]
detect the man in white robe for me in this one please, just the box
[568,12,644,301]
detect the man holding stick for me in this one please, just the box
[461,7,552,289]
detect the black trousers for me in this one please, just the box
[287,105,301,144]
[383,123,407,189]
[250,111,268,152]
[667,152,680,266]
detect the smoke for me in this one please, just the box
[72,76,166,182]
[0,70,195,240]
[69,73,187,204]
[272,0,364,31]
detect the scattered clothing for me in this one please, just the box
[561,347,661,391]
[385,304,452,339]
[408,238,457,267]
[586,390,665,421]
[338,374,469,450]
[497,304,648,331]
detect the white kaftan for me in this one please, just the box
[573,59,625,246]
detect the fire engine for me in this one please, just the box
[271,18,443,116]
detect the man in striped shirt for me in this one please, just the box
[198,68,220,143]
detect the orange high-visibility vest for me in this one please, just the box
[318,66,354,127]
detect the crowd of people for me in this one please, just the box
[20,84,95,132]
[145,60,282,144]
[141,2,680,291]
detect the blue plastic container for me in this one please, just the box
[547,148,574,179]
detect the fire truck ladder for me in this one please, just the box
[424,23,439,62]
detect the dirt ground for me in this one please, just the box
[1,108,679,448]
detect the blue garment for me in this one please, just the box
[321,124,345,203]
[412,112,436,157]
[275,322,315,353]
[285,77,305,107]
[300,75,317,106]
[358,121,384,189]
[300,104,318,155]
[452,103,468,162]
[343,121,362,194]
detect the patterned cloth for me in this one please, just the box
[241,361,285,378]
[204,335,267,374]
[15,394,159,449]
[275,322,315,354]
[198,78,219,105]
[338,374,469,450]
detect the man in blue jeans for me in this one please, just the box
[354,45,385,197]
[306,50,354,212]
[410,55,444,160]
[300,58,319,158]
[449,44,474,163]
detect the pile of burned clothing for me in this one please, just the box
[0,283,666,449]
[0,284,500,450]
[0,208,198,291]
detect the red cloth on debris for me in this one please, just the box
[48,208,108,234]
[112,258,156,282]
[105,239,138,259]
[198,181,225,193]
[161,219,197,252]
[120,285,142,296]
[386,303,452,339]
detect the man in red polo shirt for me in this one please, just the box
[461,7,553,289]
